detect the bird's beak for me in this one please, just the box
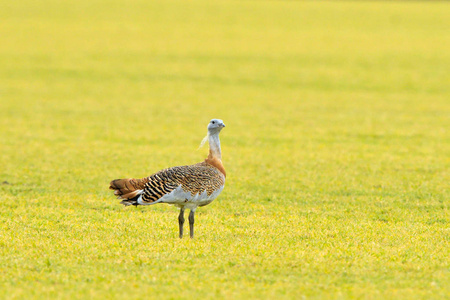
[221,123,226,128]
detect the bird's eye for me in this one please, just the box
[212,121,216,124]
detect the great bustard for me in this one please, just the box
[109,119,226,238]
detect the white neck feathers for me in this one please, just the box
[208,133,221,159]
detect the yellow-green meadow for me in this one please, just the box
[0,0,449,298]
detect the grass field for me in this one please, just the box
[1,0,449,298]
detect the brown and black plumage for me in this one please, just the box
[109,119,226,238]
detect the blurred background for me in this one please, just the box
[1,0,447,195]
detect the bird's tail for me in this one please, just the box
[109,178,148,206]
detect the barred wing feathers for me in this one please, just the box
[109,162,225,206]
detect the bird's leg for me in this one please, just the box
[178,208,185,239]
[189,210,195,239]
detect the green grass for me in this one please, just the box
[1,0,449,298]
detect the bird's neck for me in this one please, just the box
[208,133,221,160]
[205,133,226,177]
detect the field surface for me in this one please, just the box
[0,0,449,299]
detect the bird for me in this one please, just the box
[109,119,226,238]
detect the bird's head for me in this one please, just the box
[207,118,226,134]
[199,119,225,149]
